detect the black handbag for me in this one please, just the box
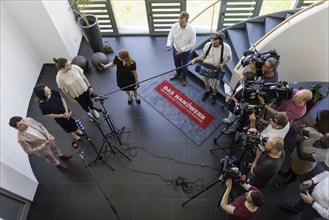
[195,42,225,80]
[199,64,224,80]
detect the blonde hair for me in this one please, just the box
[118,49,134,67]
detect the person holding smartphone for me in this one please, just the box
[279,171,329,219]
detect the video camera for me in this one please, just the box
[241,49,280,77]
[239,129,268,146]
[243,80,292,104]
[219,156,248,184]
[235,128,268,155]
[234,101,264,116]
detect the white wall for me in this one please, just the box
[42,1,82,59]
[257,2,328,83]
[231,2,328,87]
[1,3,41,201]
[0,0,82,201]
[4,0,82,62]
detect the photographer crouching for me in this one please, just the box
[220,178,265,220]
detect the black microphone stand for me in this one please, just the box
[95,97,130,146]
[72,143,120,220]
[87,114,131,162]
[76,119,115,171]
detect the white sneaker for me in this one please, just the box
[71,132,81,141]
[74,129,84,136]
[223,118,233,124]
[223,112,237,124]
[92,110,100,119]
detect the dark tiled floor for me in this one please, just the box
[26,36,323,220]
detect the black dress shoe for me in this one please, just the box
[182,78,187,86]
[136,99,141,104]
[279,204,299,215]
[170,74,180,80]
[211,94,217,105]
[128,99,132,105]
[202,91,211,101]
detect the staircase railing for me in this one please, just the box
[189,0,220,34]
[236,0,328,70]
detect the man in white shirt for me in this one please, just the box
[191,33,232,104]
[279,171,329,219]
[165,11,196,86]
[258,113,290,139]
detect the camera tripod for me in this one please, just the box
[211,101,264,155]
[182,156,235,207]
[75,119,115,171]
[211,111,247,155]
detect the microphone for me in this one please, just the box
[91,93,108,102]
[71,141,83,154]
[87,112,99,124]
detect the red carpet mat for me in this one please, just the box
[139,76,228,146]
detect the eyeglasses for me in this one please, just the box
[271,117,278,124]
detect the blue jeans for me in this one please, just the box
[173,47,191,79]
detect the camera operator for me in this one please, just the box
[250,112,290,140]
[247,136,285,189]
[279,171,329,219]
[191,33,232,105]
[258,57,280,83]
[220,179,265,220]
[274,127,329,189]
[258,88,313,124]
[222,66,257,133]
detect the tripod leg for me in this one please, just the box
[182,179,221,207]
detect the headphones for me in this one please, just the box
[211,32,224,44]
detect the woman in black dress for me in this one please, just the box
[102,49,141,105]
[33,84,84,140]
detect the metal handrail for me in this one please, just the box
[189,0,220,24]
[237,0,327,69]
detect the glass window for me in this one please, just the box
[260,0,294,15]
[111,0,149,34]
[187,0,220,34]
